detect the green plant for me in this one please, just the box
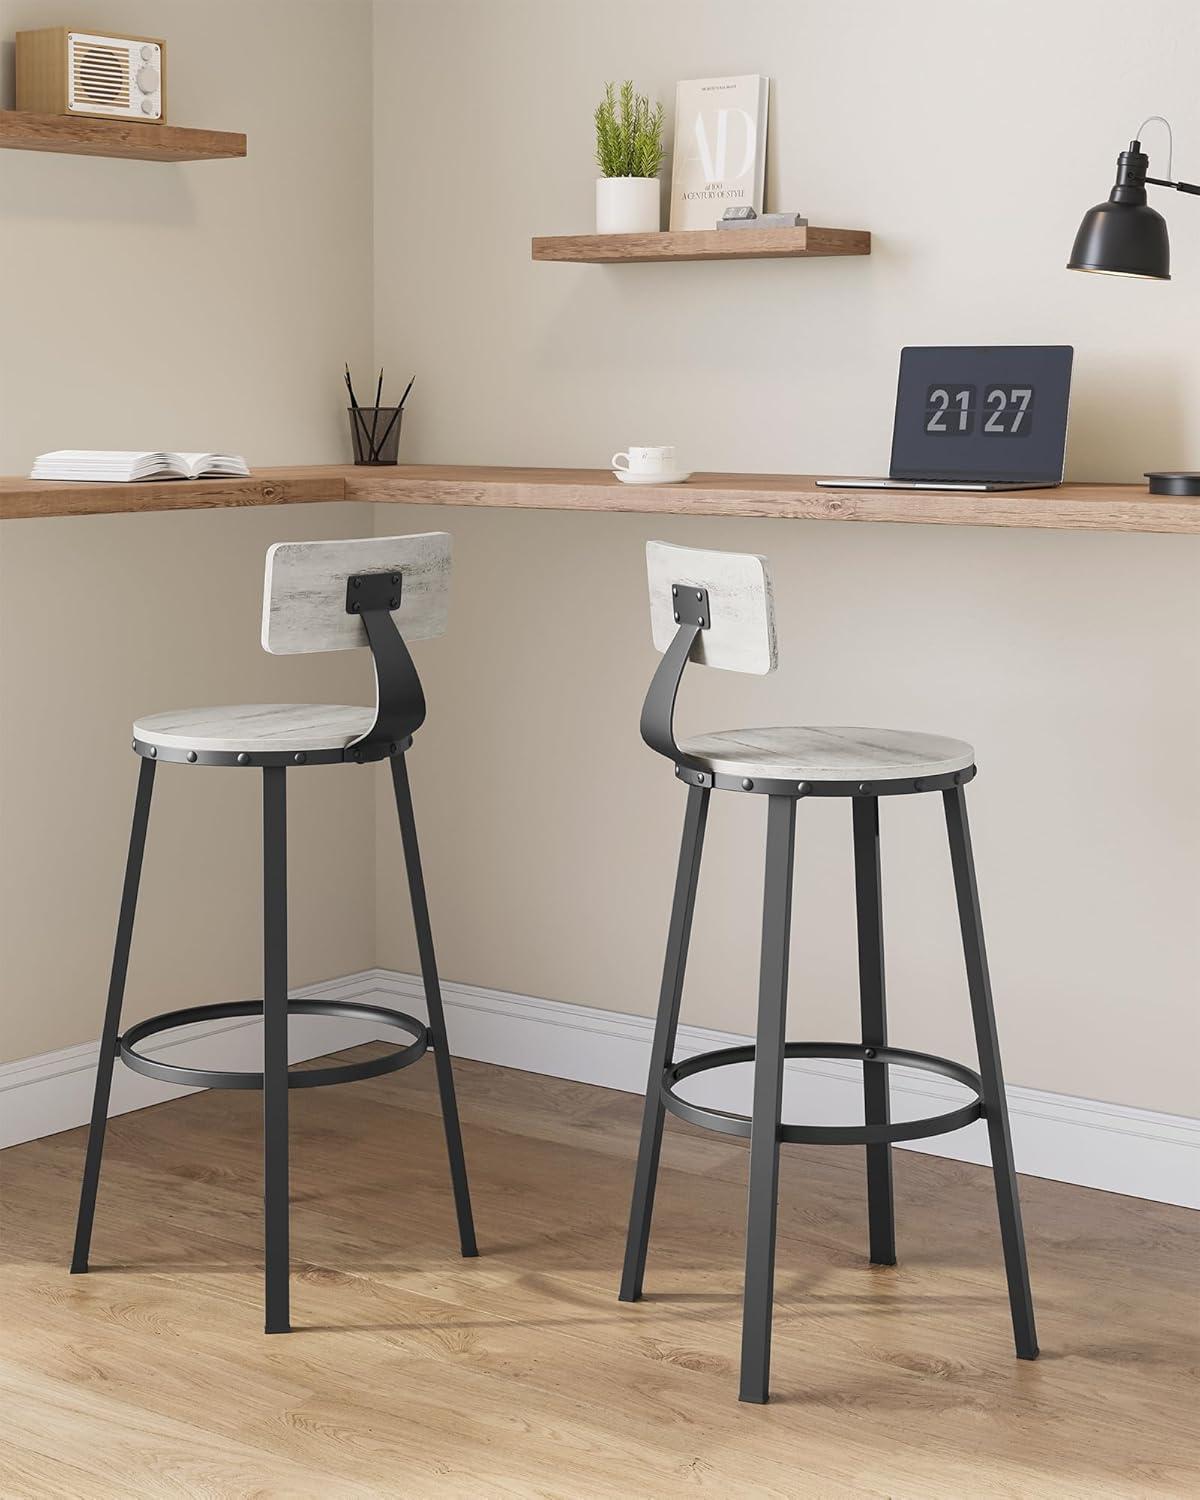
[594,81,665,179]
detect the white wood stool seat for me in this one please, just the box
[132,703,376,755]
[677,725,975,783]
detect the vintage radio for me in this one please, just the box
[16,28,165,122]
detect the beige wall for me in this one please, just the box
[372,0,1200,1115]
[2,1,1197,1120]
[0,0,377,1061]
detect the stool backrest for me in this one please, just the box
[261,532,452,655]
[646,540,777,674]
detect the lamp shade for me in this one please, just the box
[1068,198,1170,279]
[1068,142,1170,279]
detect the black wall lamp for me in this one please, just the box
[1069,117,1200,497]
[1068,117,1198,281]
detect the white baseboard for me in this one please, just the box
[2,967,1196,1210]
[0,975,382,1152]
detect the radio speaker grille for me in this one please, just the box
[72,43,131,108]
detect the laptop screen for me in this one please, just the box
[889,346,1073,484]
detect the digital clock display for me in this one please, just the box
[924,384,1034,437]
[891,347,1073,483]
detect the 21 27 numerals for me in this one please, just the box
[924,385,1035,437]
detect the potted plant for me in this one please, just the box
[594,80,665,234]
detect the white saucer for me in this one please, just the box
[613,468,693,485]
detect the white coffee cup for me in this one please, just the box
[612,445,677,475]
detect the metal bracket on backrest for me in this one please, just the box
[641,581,711,767]
[671,584,709,628]
[345,571,426,753]
[347,571,403,616]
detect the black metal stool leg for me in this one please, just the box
[853,796,896,1266]
[943,786,1038,1360]
[739,794,797,1404]
[262,766,291,1333]
[71,756,157,1274]
[390,753,477,1258]
[620,784,710,1302]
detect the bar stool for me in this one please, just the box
[71,532,477,1332]
[619,541,1037,1403]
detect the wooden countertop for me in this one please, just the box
[1,464,1196,533]
[0,467,343,520]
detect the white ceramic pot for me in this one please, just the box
[595,176,660,234]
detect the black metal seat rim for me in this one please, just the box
[131,735,413,769]
[661,1042,984,1144]
[673,764,976,798]
[119,999,428,1090]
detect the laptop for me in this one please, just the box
[818,345,1074,492]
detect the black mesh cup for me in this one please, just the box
[348,406,403,465]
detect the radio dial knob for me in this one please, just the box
[137,64,160,94]
[141,97,157,115]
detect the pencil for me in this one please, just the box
[367,367,384,460]
[374,400,403,458]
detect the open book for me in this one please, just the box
[30,450,250,482]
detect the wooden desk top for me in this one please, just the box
[1,464,1196,533]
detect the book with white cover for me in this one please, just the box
[30,450,250,482]
[669,75,769,230]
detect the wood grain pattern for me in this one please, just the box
[262,532,452,654]
[14,28,72,118]
[350,466,1200,534]
[132,703,374,753]
[0,467,343,519]
[2,465,1198,533]
[646,539,777,674]
[678,725,975,780]
[1,1050,1196,1498]
[531,227,872,262]
[0,108,245,161]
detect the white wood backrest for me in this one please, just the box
[262,533,452,655]
[646,540,777,675]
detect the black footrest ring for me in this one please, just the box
[120,999,428,1091]
[661,1042,983,1145]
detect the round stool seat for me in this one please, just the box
[133,703,375,755]
[677,725,974,782]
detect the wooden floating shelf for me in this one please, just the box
[2,465,1196,534]
[531,226,871,263]
[0,109,246,162]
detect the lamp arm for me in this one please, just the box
[1146,176,1200,195]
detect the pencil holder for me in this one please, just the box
[348,406,403,465]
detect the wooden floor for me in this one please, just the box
[1,1049,1196,1499]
